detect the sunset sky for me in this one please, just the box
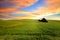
[0,0,60,20]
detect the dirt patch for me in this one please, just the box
[0,26,8,28]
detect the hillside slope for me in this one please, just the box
[0,20,60,40]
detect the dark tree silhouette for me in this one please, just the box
[38,18,48,22]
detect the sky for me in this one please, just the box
[21,0,45,12]
[0,0,60,20]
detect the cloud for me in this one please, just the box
[45,0,60,13]
[13,16,35,19]
[0,11,12,18]
[10,7,58,20]
[45,0,60,7]
[32,7,53,15]
[0,0,38,18]
[46,17,60,20]
[0,13,11,18]
[32,0,60,16]
[0,0,38,12]
[30,7,60,19]
[0,8,16,12]
[0,11,35,20]
[12,11,35,19]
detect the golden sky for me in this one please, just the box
[0,0,60,20]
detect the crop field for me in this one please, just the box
[0,20,60,40]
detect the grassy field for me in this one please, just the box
[0,20,60,40]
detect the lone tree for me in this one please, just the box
[38,18,48,22]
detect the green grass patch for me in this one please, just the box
[0,20,60,40]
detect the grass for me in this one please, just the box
[0,20,60,40]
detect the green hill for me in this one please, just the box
[0,20,60,40]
